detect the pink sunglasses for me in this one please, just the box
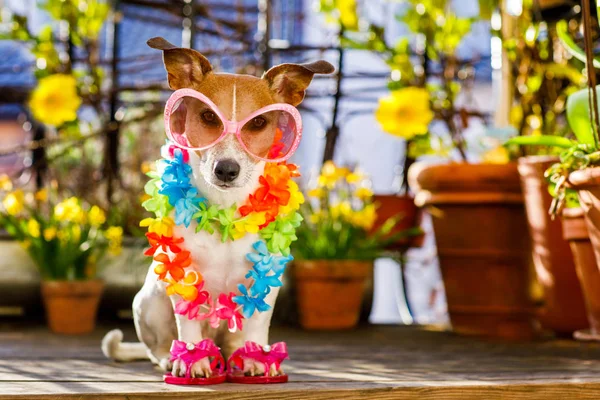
[164,88,303,163]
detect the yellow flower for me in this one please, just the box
[308,187,325,198]
[482,146,510,164]
[34,189,48,202]
[54,197,85,223]
[71,224,81,242]
[355,187,373,200]
[375,87,433,139]
[280,181,305,215]
[105,226,123,255]
[351,204,377,230]
[318,161,347,188]
[166,271,202,302]
[3,190,25,216]
[29,74,81,126]
[140,216,174,237]
[337,0,358,30]
[324,0,358,30]
[346,171,363,184]
[232,212,267,240]
[57,229,68,243]
[309,210,325,224]
[330,201,353,220]
[0,175,12,191]
[27,219,40,238]
[43,227,57,241]
[88,206,106,227]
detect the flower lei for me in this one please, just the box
[140,142,304,332]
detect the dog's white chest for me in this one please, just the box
[173,222,256,296]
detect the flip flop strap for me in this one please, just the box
[169,339,224,378]
[228,341,289,374]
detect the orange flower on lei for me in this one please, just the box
[238,163,300,226]
[154,250,192,281]
[144,232,184,256]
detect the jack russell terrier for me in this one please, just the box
[102,37,334,381]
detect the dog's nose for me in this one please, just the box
[214,159,240,183]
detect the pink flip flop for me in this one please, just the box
[163,339,226,385]
[226,341,289,384]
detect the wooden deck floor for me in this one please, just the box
[1,322,600,399]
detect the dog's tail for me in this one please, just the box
[101,329,149,362]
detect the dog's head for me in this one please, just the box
[148,37,334,204]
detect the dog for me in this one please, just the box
[102,37,334,378]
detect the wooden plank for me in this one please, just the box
[2,382,600,400]
[1,323,600,398]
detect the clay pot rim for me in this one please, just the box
[409,161,522,191]
[372,193,415,200]
[294,259,373,280]
[41,279,104,285]
[294,259,373,266]
[568,167,600,190]
[410,161,520,173]
[41,279,105,296]
[408,162,523,206]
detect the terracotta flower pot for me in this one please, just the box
[409,162,539,340]
[568,168,600,273]
[41,280,105,335]
[518,156,588,335]
[561,208,600,340]
[371,194,424,250]
[294,260,372,330]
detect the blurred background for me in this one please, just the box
[0,0,587,333]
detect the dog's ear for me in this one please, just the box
[147,37,213,89]
[262,60,335,106]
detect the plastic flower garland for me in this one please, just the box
[141,143,303,333]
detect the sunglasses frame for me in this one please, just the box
[164,88,303,163]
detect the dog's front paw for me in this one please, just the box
[171,357,213,378]
[242,358,283,377]
[158,357,173,372]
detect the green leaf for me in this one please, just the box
[556,20,600,69]
[504,135,576,148]
[566,86,600,145]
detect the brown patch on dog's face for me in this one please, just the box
[179,74,286,162]
[149,37,334,195]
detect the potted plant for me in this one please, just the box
[508,95,600,341]
[323,0,538,339]
[508,0,600,339]
[293,161,420,330]
[497,3,590,335]
[0,185,122,334]
[561,207,600,340]
[317,0,497,325]
[517,156,588,335]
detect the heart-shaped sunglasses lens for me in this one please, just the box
[167,96,224,149]
[240,110,299,160]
